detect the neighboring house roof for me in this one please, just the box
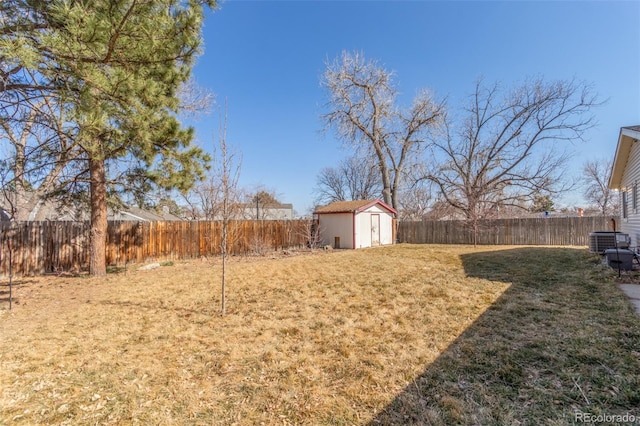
[244,202,293,210]
[0,197,184,222]
[1,200,87,221]
[609,125,640,189]
[110,206,182,221]
[239,203,294,216]
[201,202,294,220]
[314,199,397,215]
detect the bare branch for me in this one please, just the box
[583,158,618,216]
[425,77,600,244]
[314,154,381,205]
[321,51,445,209]
[178,78,215,117]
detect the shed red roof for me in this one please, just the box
[314,199,397,215]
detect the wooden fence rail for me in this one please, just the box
[0,220,311,277]
[0,217,615,277]
[397,216,612,246]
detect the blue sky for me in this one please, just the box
[188,0,640,215]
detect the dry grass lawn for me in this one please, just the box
[0,244,638,425]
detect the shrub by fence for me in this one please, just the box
[0,220,311,277]
[398,216,612,246]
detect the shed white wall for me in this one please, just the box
[355,212,372,248]
[620,139,640,247]
[354,205,395,248]
[378,208,395,245]
[318,213,354,249]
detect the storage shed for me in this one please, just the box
[314,199,397,249]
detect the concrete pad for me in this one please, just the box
[618,284,640,316]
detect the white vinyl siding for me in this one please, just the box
[376,207,395,245]
[619,139,640,247]
[317,213,354,249]
[355,211,373,248]
[355,204,395,247]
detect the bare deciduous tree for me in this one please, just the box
[396,182,434,220]
[178,79,215,118]
[314,155,381,204]
[315,166,346,204]
[212,104,242,315]
[424,199,461,220]
[321,51,445,210]
[182,176,225,220]
[583,158,618,216]
[0,66,84,221]
[295,219,323,250]
[243,187,283,220]
[425,77,600,245]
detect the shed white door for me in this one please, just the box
[371,214,380,246]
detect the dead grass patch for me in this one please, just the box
[0,245,638,425]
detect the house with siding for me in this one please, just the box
[238,203,294,220]
[609,125,640,246]
[190,203,294,221]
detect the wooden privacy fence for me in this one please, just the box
[0,220,310,277]
[398,216,612,246]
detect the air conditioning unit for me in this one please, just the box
[589,231,631,254]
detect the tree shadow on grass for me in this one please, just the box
[369,247,640,425]
[97,299,214,319]
[0,279,38,306]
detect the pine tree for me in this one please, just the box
[1,0,215,275]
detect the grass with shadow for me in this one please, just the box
[0,279,38,304]
[371,247,640,425]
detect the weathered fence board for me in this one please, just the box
[397,216,612,246]
[0,220,310,277]
[0,217,613,277]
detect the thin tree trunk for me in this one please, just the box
[473,224,478,247]
[89,157,107,276]
[221,217,227,315]
[221,249,226,315]
[220,191,228,315]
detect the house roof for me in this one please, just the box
[239,202,293,209]
[314,199,397,215]
[0,195,185,222]
[112,206,183,221]
[0,197,87,221]
[609,126,640,189]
